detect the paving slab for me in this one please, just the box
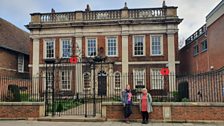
[0,121,223,126]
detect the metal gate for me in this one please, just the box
[44,58,112,117]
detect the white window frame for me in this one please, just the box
[133,35,145,56]
[114,71,121,89]
[86,38,97,57]
[60,38,72,58]
[133,68,146,89]
[60,70,72,91]
[43,71,54,91]
[44,39,55,59]
[150,34,163,56]
[18,54,24,73]
[150,68,164,90]
[106,36,118,57]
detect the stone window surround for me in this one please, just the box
[132,35,146,56]
[59,38,72,58]
[18,54,24,73]
[150,68,164,90]
[150,34,164,56]
[85,37,98,57]
[133,68,146,88]
[106,36,118,57]
[43,39,56,59]
[59,70,72,91]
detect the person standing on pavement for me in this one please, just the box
[139,88,153,124]
[121,84,133,123]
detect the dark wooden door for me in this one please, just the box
[98,71,107,96]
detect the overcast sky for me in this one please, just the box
[0,0,221,46]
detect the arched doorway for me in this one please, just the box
[98,71,107,96]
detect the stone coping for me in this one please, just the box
[0,102,45,106]
[102,102,224,107]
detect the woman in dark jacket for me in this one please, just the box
[121,84,133,123]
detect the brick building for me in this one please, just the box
[26,2,182,96]
[0,18,30,78]
[179,0,224,74]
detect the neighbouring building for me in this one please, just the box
[26,2,182,97]
[180,0,224,74]
[0,18,30,78]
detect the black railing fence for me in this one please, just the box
[0,70,223,103]
[0,76,44,102]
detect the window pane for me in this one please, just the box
[133,69,145,87]
[114,72,121,88]
[62,39,72,58]
[46,40,54,58]
[61,71,71,90]
[201,40,207,52]
[87,38,96,56]
[107,37,117,56]
[151,69,164,89]
[151,36,162,55]
[134,36,144,56]
[18,55,24,73]
[193,45,199,55]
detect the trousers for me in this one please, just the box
[141,111,149,121]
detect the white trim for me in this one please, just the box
[150,34,164,56]
[115,61,180,65]
[150,68,164,90]
[18,54,24,73]
[133,68,146,89]
[167,34,176,91]
[29,61,180,67]
[114,71,121,89]
[43,38,56,59]
[132,35,145,56]
[85,37,98,57]
[59,38,72,58]
[206,0,224,27]
[59,70,72,91]
[106,36,118,57]
[43,71,54,91]
[0,67,17,72]
[32,38,40,77]
[128,61,180,65]
[121,35,129,85]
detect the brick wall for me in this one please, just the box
[105,103,163,120]
[102,102,224,122]
[0,49,29,78]
[208,14,224,70]
[171,106,224,121]
[179,34,208,74]
[0,102,44,119]
[128,34,169,62]
[180,15,224,73]
[0,77,32,100]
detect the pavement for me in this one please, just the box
[0,121,223,126]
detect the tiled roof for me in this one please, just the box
[0,18,30,55]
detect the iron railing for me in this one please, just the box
[0,70,223,103]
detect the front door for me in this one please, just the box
[98,71,107,96]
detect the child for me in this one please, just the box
[139,88,153,124]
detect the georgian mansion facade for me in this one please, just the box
[26,3,182,96]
